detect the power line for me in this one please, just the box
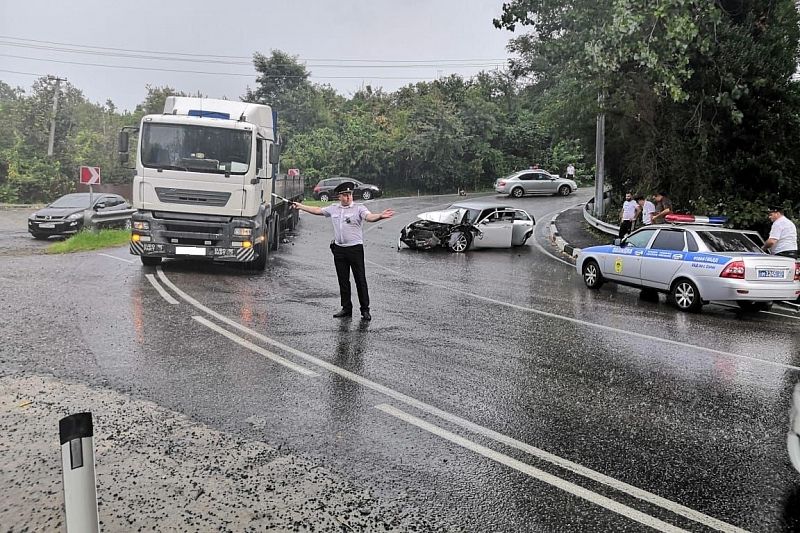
[1,54,497,81]
[0,35,508,64]
[0,41,504,69]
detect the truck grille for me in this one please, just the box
[154,187,231,207]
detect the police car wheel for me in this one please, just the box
[670,279,702,312]
[582,260,603,289]
[558,185,571,196]
[511,187,524,198]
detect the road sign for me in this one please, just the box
[79,166,101,185]
[287,168,300,177]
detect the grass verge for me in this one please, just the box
[47,229,131,254]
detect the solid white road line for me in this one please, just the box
[97,252,134,264]
[156,266,747,533]
[376,404,689,533]
[144,273,179,305]
[367,260,800,373]
[192,316,316,377]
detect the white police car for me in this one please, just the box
[576,216,800,312]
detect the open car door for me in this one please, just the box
[473,210,514,248]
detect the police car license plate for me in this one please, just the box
[758,269,784,279]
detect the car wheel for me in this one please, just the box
[448,232,471,253]
[319,193,330,202]
[361,190,372,200]
[511,187,524,199]
[558,185,571,196]
[582,259,604,289]
[31,233,49,240]
[670,279,702,312]
[141,256,162,266]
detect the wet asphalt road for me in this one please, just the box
[2,191,800,532]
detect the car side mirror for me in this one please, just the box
[94,202,106,210]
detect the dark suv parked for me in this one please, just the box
[312,178,382,201]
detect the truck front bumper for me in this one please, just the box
[130,240,256,262]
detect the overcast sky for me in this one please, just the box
[0,1,517,112]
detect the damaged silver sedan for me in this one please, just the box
[398,201,535,252]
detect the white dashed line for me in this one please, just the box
[97,252,134,264]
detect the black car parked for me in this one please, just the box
[312,177,382,201]
[28,193,134,239]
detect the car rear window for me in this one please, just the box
[696,231,763,253]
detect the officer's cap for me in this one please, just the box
[334,181,356,195]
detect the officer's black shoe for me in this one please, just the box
[361,311,372,321]
[333,309,352,318]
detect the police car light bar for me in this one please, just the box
[664,214,727,225]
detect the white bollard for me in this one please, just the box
[59,412,100,533]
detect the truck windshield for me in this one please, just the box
[141,123,252,175]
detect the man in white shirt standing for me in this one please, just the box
[292,181,394,320]
[764,205,798,258]
[634,194,656,226]
[566,163,575,180]
[619,192,638,239]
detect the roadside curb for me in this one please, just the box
[548,210,580,263]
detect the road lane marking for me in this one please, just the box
[145,273,179,305]
[376,403,689,533]
[156,266,748,533]
[367,260,800,373]
[192,315,316,377]
[98,252,134,264]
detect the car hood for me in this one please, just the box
[34,207,85,217]
[416,208,467,225]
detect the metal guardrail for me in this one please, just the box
[583,198,619,236]
[87,208,136,229]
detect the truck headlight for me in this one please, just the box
[133,221,150,230]
[233,227,252,236]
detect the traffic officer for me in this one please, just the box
[292,181,394,321]
[764,205,798,258]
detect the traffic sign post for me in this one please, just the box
[287,168,300,177]
[79,166,101,207]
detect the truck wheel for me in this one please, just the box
[270,214,280,251]
[141,256,162,266]
[250,227,268,271]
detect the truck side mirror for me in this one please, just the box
[118,131,129,163]
[269,143,280,165]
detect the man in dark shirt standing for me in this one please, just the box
[292,181,394,321]
[652,192,673,224]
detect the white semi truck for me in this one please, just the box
[118,97,303,270]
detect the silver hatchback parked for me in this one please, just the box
[495,169,577,198]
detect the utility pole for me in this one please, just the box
[47,76,66,157]
[594,92,606,218]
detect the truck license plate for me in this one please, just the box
[175,246,206,256]
[758,269,784,279]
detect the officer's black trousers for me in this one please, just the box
[331,243,369,312]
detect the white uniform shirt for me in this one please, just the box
[322,203,369,246]
[768,215,798,255]
[621,200,638,221]
[641,200,656,225]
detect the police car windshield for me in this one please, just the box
[696,231,763,253]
